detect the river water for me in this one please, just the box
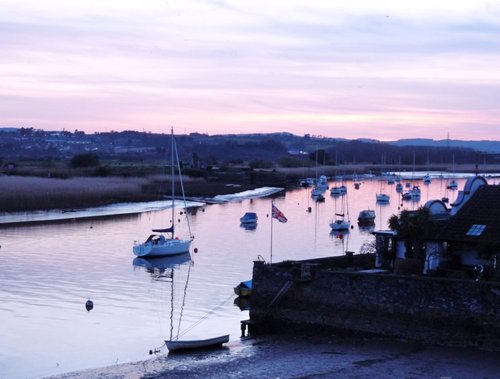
[0,175,491,378]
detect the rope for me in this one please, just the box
[169,270,174,341]
[175,260,193,340]
[176,293,236,339]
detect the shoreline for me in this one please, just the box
[1,164,499,214]
[0,187,284,225]
[46,332,500,379]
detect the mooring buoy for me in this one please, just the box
[85,299,94,312]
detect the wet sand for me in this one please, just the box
[47,332,500,379]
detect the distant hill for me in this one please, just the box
[1,127,498,167]
[388,139,500,154]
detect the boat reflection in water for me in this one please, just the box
[134,252,195,351]
[133,252,192,275]
[233,296,251,311]
[134,253,231,353]
[240,221,257,230]
[358,223,375,234]
[330,230,351,254]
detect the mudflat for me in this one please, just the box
[46,332,500,379]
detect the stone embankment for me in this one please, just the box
[250,254,500,351]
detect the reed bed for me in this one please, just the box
[0,174,254,212]
[0,176,154,212]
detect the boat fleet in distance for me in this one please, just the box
[303,173,458,206]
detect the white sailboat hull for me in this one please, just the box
[133,238,192,257]
[166,334,230,352]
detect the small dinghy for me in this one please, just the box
[234,280,252,297]
[165,334,230,352]
[240,212,258,225]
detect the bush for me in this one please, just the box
[249,159,273,169]
[93,166,110,177]
[70,153,100,168]
[278,156,312,168]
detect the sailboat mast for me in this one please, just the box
[171,127,175,238]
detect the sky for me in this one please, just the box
[1,0,500,141]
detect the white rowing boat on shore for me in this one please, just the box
[165,334,230,352]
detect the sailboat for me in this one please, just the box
[447,179,458,190]
[423,151,432,184]
[330,192,350,231]
[446,154,458,190]
[311,150,328,200]
[402,152,421,201]
[133,128,193,257]
[376,155,390,203]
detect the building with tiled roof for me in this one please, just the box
[375,176,499,280]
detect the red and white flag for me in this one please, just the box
[272,204,288,223]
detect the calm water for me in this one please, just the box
[0,176,483,378]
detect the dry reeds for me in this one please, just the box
[0,176,153,212]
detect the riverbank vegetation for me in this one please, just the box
[2,146,500,213]
[0,173,266,212]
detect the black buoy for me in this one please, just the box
[307,206,312,213]
[194,247,198,253]
[85,299,94,312]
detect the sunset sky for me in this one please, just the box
[1,0,500,140]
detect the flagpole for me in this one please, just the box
[270,201,274,264]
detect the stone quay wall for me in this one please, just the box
[250,256,500,351]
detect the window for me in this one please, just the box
[466,224,486,236]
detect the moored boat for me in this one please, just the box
[311,186,324,197]
[166,334,230,352]
[376,193,390,203]
[402,191,413,201]
[330,190,350,230]
[133,234,192,257]
[313,193,325,202]
[330,218,350,231]
[447,179,458,190]
[357,209,375,224]
[240,212,258,224]
[300,178,314,187]
[234,280,252,297]
[133,128,193,257]
[330,186,342,196]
